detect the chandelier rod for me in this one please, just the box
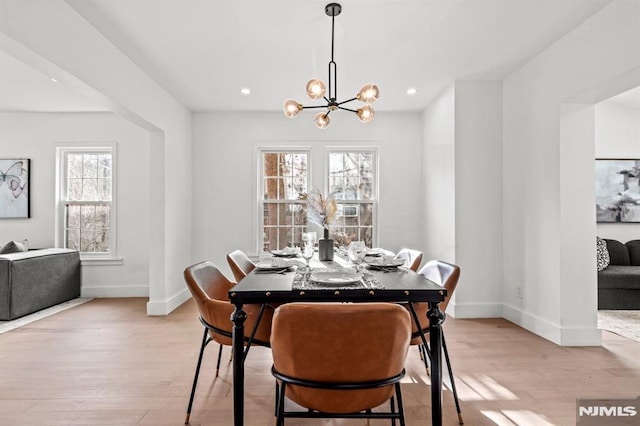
[329,7,337,103]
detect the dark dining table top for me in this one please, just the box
[229,260,447,305]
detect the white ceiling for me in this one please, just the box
[0,50,108,112]
[3,0,634,113]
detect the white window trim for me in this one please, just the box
[55,143,122,264]
[324,146,379,248]
[254,143,380,252]
[256,147,311,254]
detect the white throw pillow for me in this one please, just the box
[596,236,610,271]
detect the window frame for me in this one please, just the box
[324,147,379,248]
[255,144,379,253]
[55,144,120,263]
[257,148,311,253]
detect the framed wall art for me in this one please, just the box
[595,158,640,223]
[0,159,30,219]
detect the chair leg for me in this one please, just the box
[442,334,463,424]
[276,382,287,426]
[406,303,429,377]
[395,382,406,426]
[274,381,279,416]
[215,343,223,377]
[420,344,431,376]
[185,327,209,424]
[390,396,396,426]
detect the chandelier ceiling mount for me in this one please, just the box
[283,3,379,129]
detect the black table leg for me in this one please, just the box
[232,303,247,426]
[428,301,445,426]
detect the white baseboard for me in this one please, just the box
[80,286,191,316]
[146,288,191,316]
[81,285,149,298]
[449,302,503,318]
[503,304,601,346]
[80,285,192,316]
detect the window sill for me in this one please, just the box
[80,257,124,266]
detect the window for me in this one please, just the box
[260,151,309,252]
[258,147,377,251]
[328,150,376,247]
[56,146,116,259]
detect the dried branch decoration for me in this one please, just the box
[301,188,339,229]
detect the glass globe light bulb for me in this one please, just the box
[283,99,303,118]
[306,79,326,100]
[314,112,330,129]
[356,105,375,123]
[357,83,379,104]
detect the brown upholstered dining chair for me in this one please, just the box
[394,248,423,272]
[183,260,272,424]
[408,260,463,424]
[226,249,256,282]
[270,302,411,425]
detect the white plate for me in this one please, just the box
[365,258,405,268]
[270,248,301,257]
[255,262,290,271]
[309,271,361,285]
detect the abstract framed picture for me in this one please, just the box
[0,159,30,219]
[595,158,640,223]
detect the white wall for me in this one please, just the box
[0,112,150,296]
[453,81,504,318]
[595,101,640,241]
[502,0,640,345]
[420,82,504,319]
[421,86,456,264]
[1,0,193,314]
[191,111,423,279]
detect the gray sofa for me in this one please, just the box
[598,239,640,310]
[0,248,81,320]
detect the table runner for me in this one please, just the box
[291,267,385,290]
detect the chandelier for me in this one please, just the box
[283,3,379,129]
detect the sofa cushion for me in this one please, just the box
[596,237,610,271]
[604,239,630,266]
[598,265,640,289]
[0,239,28,254]
[625,240,640,266]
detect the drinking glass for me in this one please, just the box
[348,241,367,272]
[301,232,317,272]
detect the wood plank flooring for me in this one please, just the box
[0,298,639,425]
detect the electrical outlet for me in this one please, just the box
[516,285,523,299]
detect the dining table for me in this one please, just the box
[227,253,448,426]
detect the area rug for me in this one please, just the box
[0,297,93,335]
[598,310,640,343]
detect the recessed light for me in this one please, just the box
[240,87,251,95]
[50,77,59,83]
[406,88,417,95]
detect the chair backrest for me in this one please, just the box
[394,248,423,271]
[226,250,256,282]
[271,302,411,414]
[184,261,236,343]
[184,260,272,346]
[418,260,460,313]
[409,260,461,342]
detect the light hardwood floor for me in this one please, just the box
[0,298,639,425]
